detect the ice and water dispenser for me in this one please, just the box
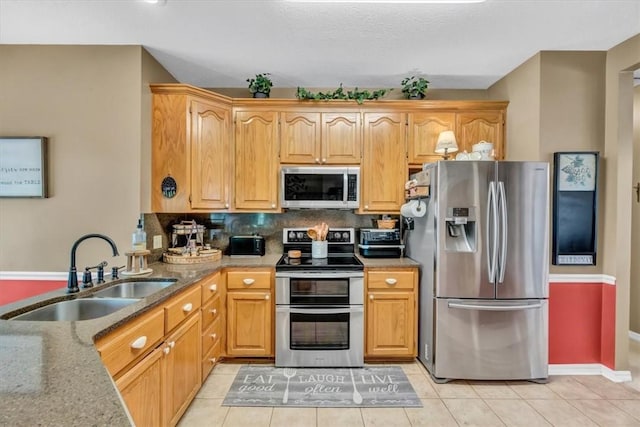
[444,207,476,252]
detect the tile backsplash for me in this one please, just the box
[144,211,386,261]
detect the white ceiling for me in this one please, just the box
[1,0,638,90]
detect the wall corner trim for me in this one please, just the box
[0,271,68,280]
[549,273,616,285]
[549,363,632,382]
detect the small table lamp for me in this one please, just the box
[435,130,459,160]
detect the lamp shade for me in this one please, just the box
[435,130,459,155]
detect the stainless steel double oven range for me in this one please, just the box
[275,228,364,367]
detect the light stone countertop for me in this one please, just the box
[0,254,419,426]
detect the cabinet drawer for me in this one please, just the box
[96,307,165,377]
[202,338,222,382]
[201,271,222,305]
[165,285,202,332]
[367,270,416,290]
[227,270,272,290]
[202,316,222,356]
[201,293,221,330]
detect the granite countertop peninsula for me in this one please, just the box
[0,253,419,426]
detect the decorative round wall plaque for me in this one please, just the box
[161,176,177,199]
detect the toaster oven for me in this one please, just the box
[358,228,404,258]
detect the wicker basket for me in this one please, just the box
[163,249,222,264]
[376,219,398,229]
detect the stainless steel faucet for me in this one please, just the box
[67,234,119,293]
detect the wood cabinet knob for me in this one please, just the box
[130,336,147,350]
[322,158,327,163]
[265,294,270,300]
[210,308,217,315]
[369,294,374,300]
[210,333,217,340]
[271,203,276,208]
[182,303,193,312]
[209,284,217,292]
[385,278,397,285]
[209,357,217,364]
[225,203,229,208]
[243,278,255,285]
[364,205,369,210]
[315,158,320,163]
[163,346,171,355]
[168,341,175,348]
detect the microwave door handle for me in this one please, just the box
[343,173,348,204]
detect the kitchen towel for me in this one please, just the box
[400,199,426,218]
[222,365,422,408]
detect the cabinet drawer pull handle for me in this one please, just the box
[182,303,193,312]
[130,336,147,349]
[210,333,217,340]
[209,357,217,364]
[243,278,255,285]
[385,278,397,285]
[209,284,217,292]
[369,294,374,300]
[210,308,217,315]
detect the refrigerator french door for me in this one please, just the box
[408,160,549,382]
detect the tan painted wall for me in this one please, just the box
[0,45,173,272]
[631,85,640,333]
[488,53,541,161]
[602,33,640,368]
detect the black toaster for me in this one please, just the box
[228,235,265,256]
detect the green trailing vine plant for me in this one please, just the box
[296,84,391,105]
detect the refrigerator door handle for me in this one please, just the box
[487,181,498,282]
[448,301,544,311]
[497,181,508,283]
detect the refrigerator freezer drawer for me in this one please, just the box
[433,298,548,381]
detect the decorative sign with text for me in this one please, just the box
[0,137,48,198]
[222,365,422,408]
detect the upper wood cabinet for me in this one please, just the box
[150,85,232,212]
[280,111,361,164]
[455,110,505,159]
[407,112,455,166]
[234,110,280,211]
[190,99,232,210]
[361,112,407,213]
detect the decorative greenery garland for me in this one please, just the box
[296,84,392,105]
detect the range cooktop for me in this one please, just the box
[276,254,363,271]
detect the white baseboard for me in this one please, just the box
[629,330,640,342]
[549,363,632,382]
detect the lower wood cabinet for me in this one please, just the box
[365,268,418,358]
[226,269,273,357]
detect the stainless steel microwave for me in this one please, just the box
[281,166,360,209]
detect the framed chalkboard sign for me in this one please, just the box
[552,152,599,265]
[0,137,49,198]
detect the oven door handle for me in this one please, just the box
[275,271,364,279]
[279,306,364,315]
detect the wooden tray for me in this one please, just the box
[163,249,222,264]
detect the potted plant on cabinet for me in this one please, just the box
[247,73,273,98]
[401,76,429,99]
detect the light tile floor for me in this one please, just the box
[178,341,640,427]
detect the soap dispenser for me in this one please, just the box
[132,219,147,250]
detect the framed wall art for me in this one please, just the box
[0,137,49,198]
[552,152,599,265]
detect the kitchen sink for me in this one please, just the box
[91,279,177,299]
[9,297,140,321]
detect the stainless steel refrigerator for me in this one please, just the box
[406,161,549,383]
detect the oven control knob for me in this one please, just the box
[296,232,304,240]
[289,231,296,240]
[342,232,349,241]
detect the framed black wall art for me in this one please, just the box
[552,151,599,265]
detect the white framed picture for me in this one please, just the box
[556,152,597,191]
[0,137,49,198]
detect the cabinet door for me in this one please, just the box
[227,291,272,356]
[455,111,504,159]
[164,313,202,427]
[366,291,416,357]
[408,112,455,165]
[280,111,321,164]
[361,112,407,213]
[234,111,280,211]
[116,347,163,427]
[190,98,231,210]
[322,112,361,164]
